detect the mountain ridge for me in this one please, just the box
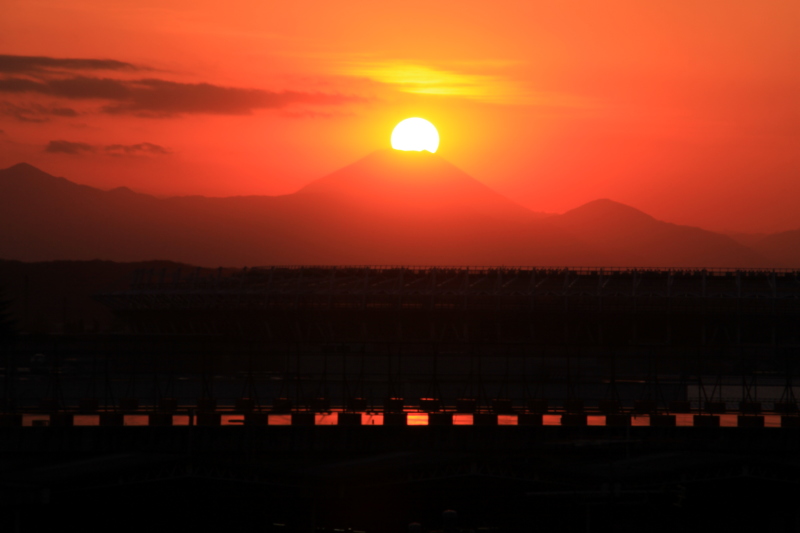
[0,160,788,268]
[297,149,543,223]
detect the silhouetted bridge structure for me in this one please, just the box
[4,266,800,424]
[4,266,800,531]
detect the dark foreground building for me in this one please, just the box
[2,266,800,532]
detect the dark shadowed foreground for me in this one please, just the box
[2,263,800,531]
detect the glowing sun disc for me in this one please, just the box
[391,118,439,153]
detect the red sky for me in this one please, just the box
[1,0,798,233]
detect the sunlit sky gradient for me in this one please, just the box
[1,0,798,233]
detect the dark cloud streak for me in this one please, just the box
[49,76,133,100]
[0,54,140,74]
[44,140,171,156]
[105,143,171,156]
[103,79,359,115]
[45,140,95,154]
[0,101,78,122]
[0,78,46,93]
[0,73,363,116]
[0,53,363,118]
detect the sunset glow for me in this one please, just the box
[1,1,799,233]
[390,118,440,153]
[3,3,800,529]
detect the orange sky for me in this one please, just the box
[1,0,798,233]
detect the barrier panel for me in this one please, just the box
[99,413,124,426]
[737,415,764,428]
[148,413,173,427]
[338,412,362,426]
[605,414,631,427]
[197,413,221,426]
[561,414,587,426]
[693,415,720,427]
[517,413,543,426]
[473,413,498,426]
[781,416,800,428]
[49,413,74,427]
[428,413,453,426]
[650,415,676,427]
[384,413,408,426]
[291,413,316,426]
[244,413,269,426]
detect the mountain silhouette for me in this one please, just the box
[298,149,541,223]
[750,230,800,267]
[0,159,783,268]
[549,199,766,267]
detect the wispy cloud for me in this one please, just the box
[1,75,363,117]
[104,142,170,156]
[0,54,142,74]
[280,109,356,119]
[0,54,366,117]
[343,61,529,104]
[1,101,78,122]
[44,140,171,156]
[342,60,586,107]
[45,140,94,154]
[101,79,361,116]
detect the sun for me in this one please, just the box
[391,118,439,153]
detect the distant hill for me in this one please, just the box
[750,230,800,267]
[0,159,790,268]
[548,199,767,267]
[724,232,770,248]
[0,158,596,266]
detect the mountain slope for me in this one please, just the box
[750,230,800,267]
[549,199,768,267]
[0,160,597,266]
[298,149,543,223]
[0,161,783,268]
